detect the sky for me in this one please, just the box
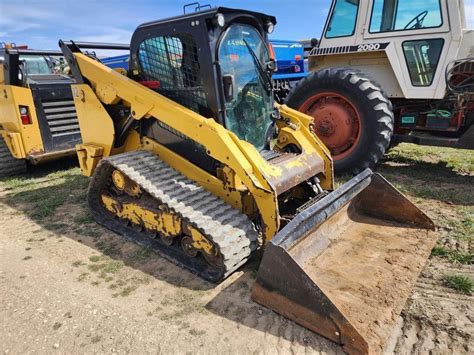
[0,0,473,51]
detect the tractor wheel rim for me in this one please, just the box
[300,92,362,161]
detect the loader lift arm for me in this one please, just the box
[59,39,334,242]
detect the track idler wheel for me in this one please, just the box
[181,236,199,257]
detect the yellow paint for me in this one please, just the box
[0,85,44,158]
[123,130,141,151]
[76,144,104,177]
[101,194,181,237]
[101,194,214,255]
[112,170,126,190]
[185,226,215,255]
[112,169,142,197]
[71,52,336,243]
[0,130,25,158]
[71,84,115,158]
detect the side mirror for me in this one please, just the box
[223,74,235,102]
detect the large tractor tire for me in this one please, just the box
[0,138,27,178]
[286,68,394,175]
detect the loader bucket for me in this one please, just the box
[252,169,436,355]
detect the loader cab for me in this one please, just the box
[130,7,277,154]
[314,0,465,99]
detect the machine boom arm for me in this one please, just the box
[65,49,334,241]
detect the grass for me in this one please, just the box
[130,246,153,263]
[118,285,138,297]
[1,167,88,222]
[73,211,94,225]
[10,188,68,219]
[2,177,39,191]
[94,240,121,258]
[431,246,473,265]
[443,274,474,295]
[402,185,469,205]
[44,222,69,232]
[380,144,474,205]
[447,209,474,241]
[1,167,85,192]
[89,255,101,263]
[87,259,124,274]
[385,144,474,174]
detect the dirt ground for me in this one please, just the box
[0,144,472,354]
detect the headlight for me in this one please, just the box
[266,21,274,34]
[216,13,225,27]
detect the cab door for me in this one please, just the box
[363,0,454,99]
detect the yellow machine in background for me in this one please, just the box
[60,7,437,354]
[0,44,81,177]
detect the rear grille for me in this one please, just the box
[42,100,80,138]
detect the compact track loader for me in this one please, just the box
[0,45,81,177]
[60,7,436,354]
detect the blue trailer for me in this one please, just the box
[101,54,130,70]
[269,39,309,102]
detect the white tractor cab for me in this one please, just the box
[286,0,473,174]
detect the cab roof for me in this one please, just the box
[135,6,276,31]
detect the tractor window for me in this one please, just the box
[325,0,359,38]
[402,39,444,86]
[370,0,442,33]
[138,34,209,116]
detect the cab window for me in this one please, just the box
[370,0,442,33]
[138,34,209,115]
[325,0,359,38]
[402,39,444,86]
[218,24,273,150]
[20,55,53,75]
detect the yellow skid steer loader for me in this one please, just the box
[60,6,436,354]
[0,45,82,177]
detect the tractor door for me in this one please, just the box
[363,0,454,99]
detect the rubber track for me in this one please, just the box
[88,150,259,282]
[0,138,26,178]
